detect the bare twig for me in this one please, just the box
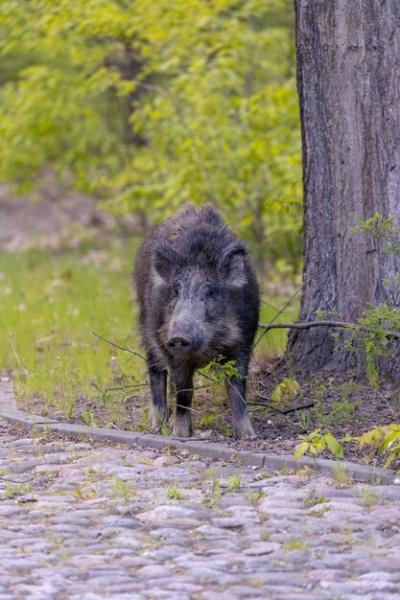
[105,383,148,393]
[253,286,302,349]
[249,397,314,415]
[257,319,400,340]
[92,331,147,362]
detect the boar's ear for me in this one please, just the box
[154,241,179,282]
[220,243,248,288]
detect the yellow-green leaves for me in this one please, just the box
[0,0,301,267]
[357,423,400,468]
[271,377,301,408]
[294,429,344,460]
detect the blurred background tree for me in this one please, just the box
[0,0,301,277]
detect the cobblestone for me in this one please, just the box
[0,419,399,599]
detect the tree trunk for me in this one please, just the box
[288,1,400,376]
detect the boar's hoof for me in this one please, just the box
[150,406,171,431]
[172,415,192,438]
[233,417,256,440]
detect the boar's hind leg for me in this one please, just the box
[147,351,169,431]
[171,367,194,438]
[226,352,255,440]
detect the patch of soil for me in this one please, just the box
[0,181,140,252]
[18,364,400,471]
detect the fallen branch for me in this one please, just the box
[249,398,315,415]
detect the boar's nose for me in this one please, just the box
[166,336,192,353]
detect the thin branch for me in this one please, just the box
[253,286,302,349]
[257,319,400,340]
[258,319,351,331]
[249,397,314,415]
[92,331,147,361]
[105,383,148,393]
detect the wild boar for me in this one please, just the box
[134,204,260,439]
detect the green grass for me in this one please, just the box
[0,242,299,421]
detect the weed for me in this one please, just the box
[359,487,380,508]
[331,464,353,487]
[80,410,98,427]
[74,485,97,500]
[227,474,241,492]
[4,482,31,499]
[111,477,134,503]
[246,489,265,503]
[203,478,222,508]
[167,486,186,500]
[303,495,329,508]
[283,539,308,552]
[199,414,216,427]
[294,429,344,459]
[298,410,312,433]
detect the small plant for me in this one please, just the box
[75,485,97,500]
[271,378,301,409]
[298,410,312,433]
[246,489,265,503]
[304,495,329,508]
[359,487,380,508]
[200,414,216,427]
[294,429,344,459]
[328,399,356,427]
[227,474,241,492]
[356,423,400,467]
[111,478,134,503]
[283,539,308,552]
[346,214,400,386]
[167,486,186,500]
[80,409,98,427]
[200,356,241,383]
[203,470,222,507]
[332,464,353,487]
[4,482,31,499]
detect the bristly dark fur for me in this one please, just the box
[133,203,260,439]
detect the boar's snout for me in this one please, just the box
[166,332,204,355]
[167,335,191,352]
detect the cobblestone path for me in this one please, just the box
[0,420,400,600]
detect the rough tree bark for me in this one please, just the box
[287,0,400,376]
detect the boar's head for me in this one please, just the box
[153,233,248,363]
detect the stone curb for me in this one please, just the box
[0,379,397,484]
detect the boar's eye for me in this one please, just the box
[173,285,180,297]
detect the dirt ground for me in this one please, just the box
[0,182,138,252]
[21,362,400,471]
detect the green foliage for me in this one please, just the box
[352,304,400,387]
[271,377,300,408]
[166,486,186,500]
[345,213,400,386]
[353,212,400,255]
[111,477,134,503]
[294,422,400,471]
[200,356,241,384]
[227,474,241,492]
[294,429,344,460]
[357,423,400,468]
[0,0,301,269]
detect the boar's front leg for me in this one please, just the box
[171,365,194,438]
[226,351,255,439]
[147,350,169,431]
